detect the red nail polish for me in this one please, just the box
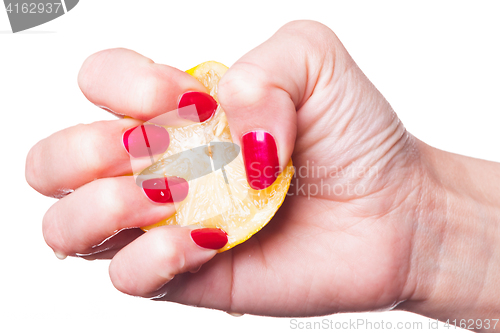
[241,130,279,190]
[190,228,228,250]
[178,91,217,122]
[142,177,189,204]
[123,125,170,158]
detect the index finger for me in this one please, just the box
[78,48,208,120]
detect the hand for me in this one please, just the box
[26,20,500,324]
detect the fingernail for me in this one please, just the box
[178,91,217,122]
[142,177,189,204]
[123,125,170,158]
[54,251,67,260]
[241,130,279,190]
[190,228,228,250]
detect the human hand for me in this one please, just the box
[26,20,500,323]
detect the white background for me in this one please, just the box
[1,1,499,332]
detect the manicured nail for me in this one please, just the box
[142,177,189,204]
[241,130,279,190]
[123,125,170,158]
[178,91,217,122]
[190,228,228,250]
[54,251,67,260]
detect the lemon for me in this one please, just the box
[141,61,294,252]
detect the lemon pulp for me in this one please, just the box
[141,61,294,252]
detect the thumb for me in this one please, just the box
[218,20,343,190]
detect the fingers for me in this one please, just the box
[109,226,227,297]
[26,118,144,197]
[27,48,219,198]
[217,20,344,190]
[42,176,188,258]
[78,48,208,120]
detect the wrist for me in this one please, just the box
[397,140,500,328]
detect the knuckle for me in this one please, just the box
[25,142,43,192]
[78,48,127,94]
[108,228,187,297]
[74,123,106,175]
[42,204,68,254]
[153,228,186,277]
[218,62,268,110]
[77,50,106,95]
[281,20,340,63]
[133,68,162,119]
[78,48,132,106]
[94,179,127,229]
[282,20,337,44]
[109,258,134,295]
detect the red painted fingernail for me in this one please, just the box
[242,130,279,190]
[123,125,170,158]
[142,177,189,204]
[190,228,228,250]
[178,91,217,122]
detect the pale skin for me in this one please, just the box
[26,20,500,330]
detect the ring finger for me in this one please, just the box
[42,175,189,258]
